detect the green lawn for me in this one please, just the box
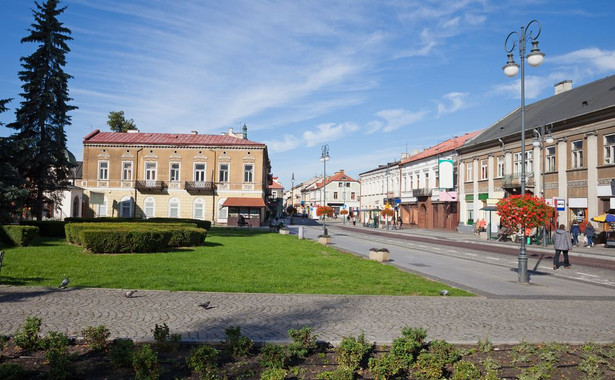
[0,227,472,296]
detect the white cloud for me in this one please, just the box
[374,109,428,132]
[492,75,551,100]
[303,122,360,147]
[263,135,302,153]
[437,92,469,115]
[552,48,615,73]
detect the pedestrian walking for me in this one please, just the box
[570,220,581,246]
[552,224,573,270]
[585,222,596,248]
[398,218,403,230]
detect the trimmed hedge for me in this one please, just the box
[80,229,171,253]
[0,225,39,247]
[20,220,66,237]
[66,222,207,253]
[65,217,211,230]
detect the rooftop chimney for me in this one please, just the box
[127,129,139,133]
[554,80,572,95]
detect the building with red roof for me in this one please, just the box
[80,126,271,226]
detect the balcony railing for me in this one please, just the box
[184,181,215,193]
[501,172,534,188]
[135,180,166,191]
[412,188,432,198]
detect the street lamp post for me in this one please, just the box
[320,145,330,236]
[290,172,295,224]
[533,124,554,247]
[503,19,545,284]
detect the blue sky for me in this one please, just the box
[1,0,614,189]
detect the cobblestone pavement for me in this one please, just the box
[1,286,614,344]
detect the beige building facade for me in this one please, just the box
[80,127,271,225]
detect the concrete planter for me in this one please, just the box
[369,249,390,262]
[318,236,331,245]
[279,228,290,235]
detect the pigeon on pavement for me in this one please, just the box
[439,290,449,296]
[198,301,211,309]
[59,276,69,289]
[125,290,138,298]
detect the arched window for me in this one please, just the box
[168,197,180,218]
[217,198,228,220]
[72,196,80,217]
[144,197,155,218]
[120,196,133,218]
[193,198,204,220]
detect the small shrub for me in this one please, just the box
[108,338,135,368]
[133,344,159,380]
[186,345,219,379]
[46,347,73,380]
[43,331,70,351]
[452,360,481,380]
[316,367,355,380]
[225,326,254,358]
[578,354,607,378]
[152,323,181,351]
[336,333,372,371]
[477,337,493,353]
[511,340,536,364]
[13,316,43,351]
[412,352,445,380]
[368,352,404,379]
[0,335,9,351]
[288,326,318,358]
[259,343,289,369]
[390,327,427,367]
[81,325,110,351]
[428,339,460,364]
[0,363,27,380]
[260,367,287,380]
[0,225,39,246]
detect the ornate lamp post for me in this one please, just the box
[503,20,545,284]
[533,124,554,247]
[290,172,295,224]
[320,145,330,236]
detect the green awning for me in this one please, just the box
[478,193,489,200]
[465,194,473,201]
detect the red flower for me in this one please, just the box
[496,195,552,228]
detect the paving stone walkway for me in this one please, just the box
[1,286,614,344]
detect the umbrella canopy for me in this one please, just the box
[591,213,615,223]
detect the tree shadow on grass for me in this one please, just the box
[0,276,47,287]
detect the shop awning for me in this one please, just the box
[222,197,266,208]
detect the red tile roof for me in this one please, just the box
[315,170,358,188]
[221,197,266,207]
[401,130,483,164]
[83,130,265,147]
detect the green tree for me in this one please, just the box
[107,110,137,132]
[0,99,28,223]
[7,0,76,220]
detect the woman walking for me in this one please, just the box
[552,224,573,270]
[585,222,596,247]
[570,220,581,247]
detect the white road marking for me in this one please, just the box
[485,257,501,261]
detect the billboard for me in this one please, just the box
[438,159,454,189]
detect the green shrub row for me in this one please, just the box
[19,220,66,237]
[65,217,211,230]
[67,222,207,253]
[0,225,39,247]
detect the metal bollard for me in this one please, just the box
[298,226,304,239]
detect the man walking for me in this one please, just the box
[552,224,573,270]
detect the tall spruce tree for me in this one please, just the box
[0,99,28,223]
[8,0,77,220]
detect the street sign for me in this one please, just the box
[342,204,347,209]
[554,198,565,211]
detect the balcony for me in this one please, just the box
[184,181,215,193]
[501,173,535,192]
[412,188,432,198]
[135,180,166,192]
